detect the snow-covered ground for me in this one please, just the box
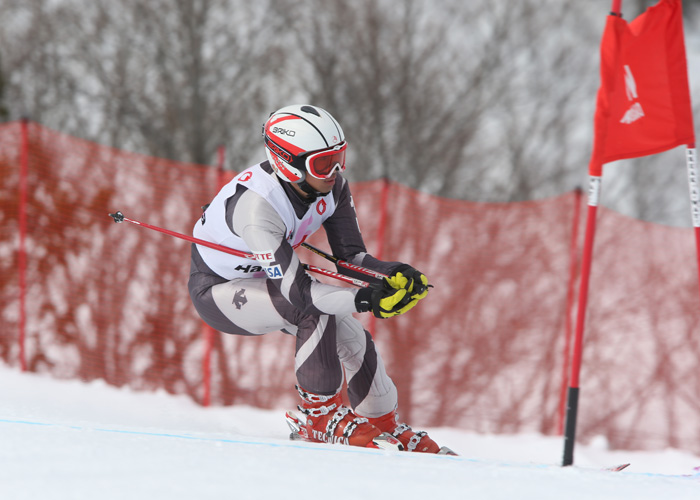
[1,364,698,500]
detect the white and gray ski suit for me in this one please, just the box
[188,161,401,417]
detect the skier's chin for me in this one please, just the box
[307,175,336,193]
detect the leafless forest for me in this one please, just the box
[1,0,699,225]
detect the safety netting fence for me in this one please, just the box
[1,121,699,453]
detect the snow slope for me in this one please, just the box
[1,364,698,500]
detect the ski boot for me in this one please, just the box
[285,385,402,451]
[367,409,457,455]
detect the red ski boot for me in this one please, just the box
[367,409,457,455]
[285,386,402,451]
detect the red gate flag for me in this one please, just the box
[589,0,695,176]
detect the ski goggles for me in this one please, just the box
[302,142,347,180]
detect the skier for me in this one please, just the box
[188,104,451,454]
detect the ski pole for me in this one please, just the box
[300,242,434,290]
[302,264,370,288]
[109,210,254,259]
[301,242,388,280]
[108,211,370,288]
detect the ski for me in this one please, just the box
[604,463,630,472]
[437,446,459,456]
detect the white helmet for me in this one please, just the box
[263,104,347,183]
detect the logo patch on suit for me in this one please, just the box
[264,265,283,279]
[233,288,248,309]
[253,250,275,264]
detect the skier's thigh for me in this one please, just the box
[211,278,290,334]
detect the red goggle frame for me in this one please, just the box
[302,142,347,180]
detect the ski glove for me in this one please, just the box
[355,274,420,319]
[389,264,429,300]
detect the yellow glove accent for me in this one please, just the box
[392,297,420,316]
[388,270,429,299]
[408,274,429,300]
[374,273,424,318]
[386,273,410,290]
[377,286,409,316]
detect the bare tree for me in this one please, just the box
[0,1,85,128]
[70,0,290,167]
[1,0,287,168]
[280,0,503,199]
[0,54,9,122]
[484,2,601,201]
[1,0,698,224]
[278,0,609,202]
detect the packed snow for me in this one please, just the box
[1,364,698,500]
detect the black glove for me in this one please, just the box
[389,264,429,299]
[354,277,419,319]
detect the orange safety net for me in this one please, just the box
[1,121,699,453]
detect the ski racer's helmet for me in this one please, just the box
[263,104,346,183]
